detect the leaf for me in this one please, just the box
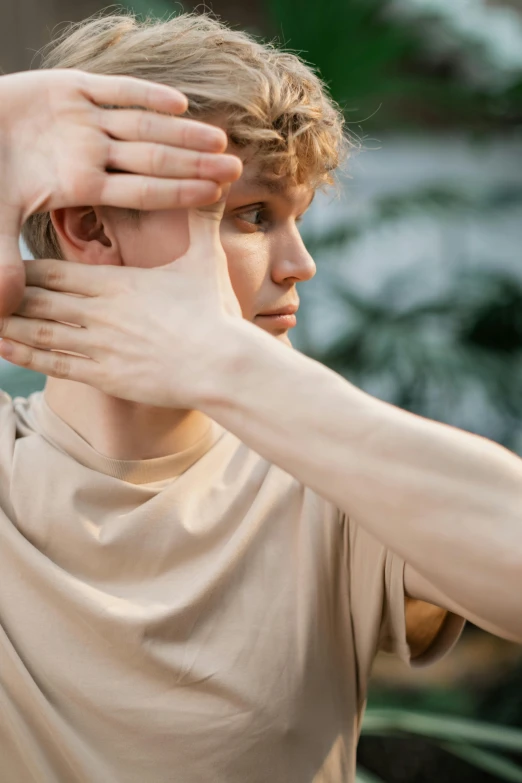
[442,743,522,783]
[362,709,522,753]
[356,766,386,783]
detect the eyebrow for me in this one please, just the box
[242,174,316,208]
[242,174,289,195]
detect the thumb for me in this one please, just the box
[0,231,25,317]
[187,183,230,251]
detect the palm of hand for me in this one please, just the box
[0,68,235,317]
[0,194,245,409]
[3,72,102,217]
[0,69,184,317]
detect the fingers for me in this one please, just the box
[15,284,94,326]
[23,261,104,297]
[99,175,222,211]
[0,234,26,317]
[0,315,90,356]
[79,71,188,115]
[0,338,96,384]
[101,110,227,153]
[107,142,242,183]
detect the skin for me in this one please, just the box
[0,68,241,317]
[40,155,316,460]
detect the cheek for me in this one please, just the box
[221,234,268,317]
[117,211,190,268]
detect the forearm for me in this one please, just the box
[200,323,522,640]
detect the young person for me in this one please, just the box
[0,12,521,783]
[0,66,238,318]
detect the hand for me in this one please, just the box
[0,69,241,316]
[0,195,246,408]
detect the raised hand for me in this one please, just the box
[0,192,247,408]
[0,69,241,316]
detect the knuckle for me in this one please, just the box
[151,143,167,175]
[51,354,71,380]
[170,179,182,206]
[43,266,65,291]
[30,295,52,319]
[139,178,153,210]
[196,153,206,178]
[19,347,34,368]
[138,110,153,141]
[34,323,54,349]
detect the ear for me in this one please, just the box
[50,207,122,266]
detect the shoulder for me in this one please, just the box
[214,429,344,545]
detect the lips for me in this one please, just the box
[255,304,299,330]
[257,304,299,317]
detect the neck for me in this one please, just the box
[44,378,211,461]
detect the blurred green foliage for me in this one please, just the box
[266,0,522,130]
[299,183,522,452]
[357,708,522,782]
[123,0,175,19]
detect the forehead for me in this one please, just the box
[231,158,315,205]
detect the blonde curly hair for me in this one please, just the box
[23,11,351,259]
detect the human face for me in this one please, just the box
[107,160,317,344]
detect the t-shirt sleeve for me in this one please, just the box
[345,516,464,676]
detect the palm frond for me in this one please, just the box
[362,708,522,752]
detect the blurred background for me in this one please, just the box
[1,0,522,780]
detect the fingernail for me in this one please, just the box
[0,340,12,358]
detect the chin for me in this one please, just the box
[254,321,293,347]
[277,333,293,348]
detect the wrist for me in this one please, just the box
[192,318,260,411]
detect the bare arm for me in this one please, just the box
[197,325,522,643]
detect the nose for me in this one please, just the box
[270,227,316,285]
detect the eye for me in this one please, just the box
[240,208,261,225]
[235,207,270,231]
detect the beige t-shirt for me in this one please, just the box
[0,391,463,783]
